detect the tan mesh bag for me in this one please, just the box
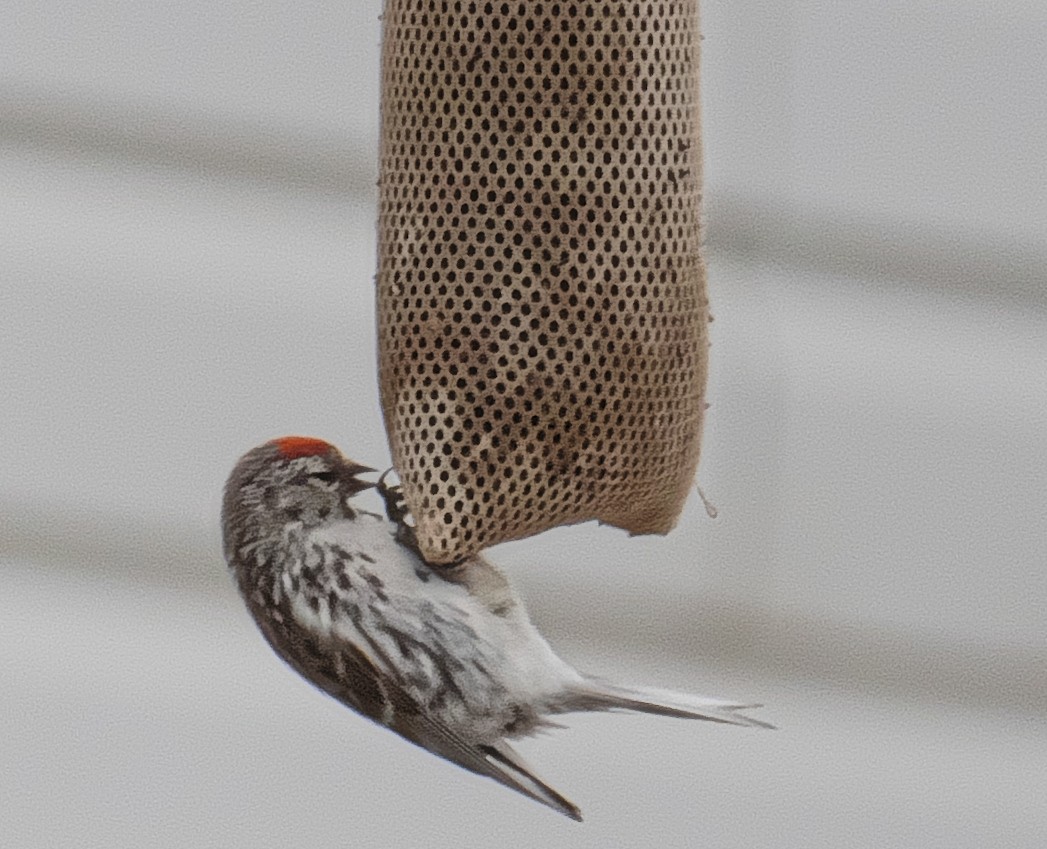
[377,1,709,563]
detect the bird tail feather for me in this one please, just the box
[566,680,775,730]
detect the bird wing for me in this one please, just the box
[478,739,583,822]
[395,709,582,821]
[330,637,583,820]
[256,597,582,820]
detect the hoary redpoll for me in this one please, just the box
[222,436,770,821]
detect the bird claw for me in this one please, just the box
[377,469,420,552]
[377,469,468,570]
[377,468,406,522]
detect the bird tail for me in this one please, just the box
[564,679,775,730]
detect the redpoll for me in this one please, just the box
[222,436,770,821]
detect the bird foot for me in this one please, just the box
[376,469,468,571]
[377,469,421,552]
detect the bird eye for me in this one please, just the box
[310,470,339,483]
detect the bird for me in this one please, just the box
[222,435,771,821]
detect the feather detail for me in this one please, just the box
[564,680,776,730]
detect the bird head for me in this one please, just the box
[222,436,375,558]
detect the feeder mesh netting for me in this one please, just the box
[377,1,708,563]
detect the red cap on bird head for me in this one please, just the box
[270,436,336,459]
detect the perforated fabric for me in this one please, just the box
[376,1,708,563]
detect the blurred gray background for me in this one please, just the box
[3,1,1046,847]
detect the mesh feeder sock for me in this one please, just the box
[377,2,709,563]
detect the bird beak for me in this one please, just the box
[342,461,378,495]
